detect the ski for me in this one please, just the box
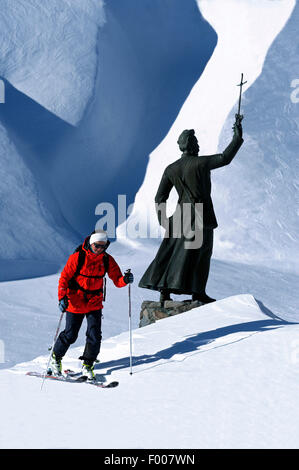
[64,369,82,377]
[26,371,119,388]
[63,369,108,383]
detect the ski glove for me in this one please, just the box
[59,295,68,312]
[123,272,134,284]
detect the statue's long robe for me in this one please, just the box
[139,134,244,295]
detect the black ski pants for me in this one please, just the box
[53,310,102,365]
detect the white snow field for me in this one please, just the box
[1,293,299,449]
[0,241,298,449]
[0,0,298,450]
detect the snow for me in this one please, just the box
[0,239,298,448]
[0,0,218,275]
[213,1,299,273]
[118,0,298,275]
[0,0,105,125]
[0,0,106,277]
[1,292,298,449]
[0,120,78,277]
[0,0,298,450]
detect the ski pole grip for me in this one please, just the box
[124,268,132,284]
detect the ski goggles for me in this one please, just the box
[93,242,107,249]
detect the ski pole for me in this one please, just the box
[125,269,133,376]
[40,310,65,391]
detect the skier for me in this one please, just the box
[50,230,134,380]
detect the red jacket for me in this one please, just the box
[58,238,126,313]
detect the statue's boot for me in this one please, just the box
[192,293,216,304]
[160,289,172,302]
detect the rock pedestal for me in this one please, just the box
[139,300,203,327]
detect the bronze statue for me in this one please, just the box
[139,114,244,304]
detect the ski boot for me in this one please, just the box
[49,352,62,376]
[81,362,96,382]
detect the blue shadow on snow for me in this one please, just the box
[95,315,290,377]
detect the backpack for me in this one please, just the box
[68,244,109,301]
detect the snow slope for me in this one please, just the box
[0,0,105,278]
[0,0,298,450]
[0,0,105,125]
[0,0,217,280]
[0,120,77,279]
[214,1,299,273]
[48,0,217,236]
[118,0,297,275]
[1,294,298,449]
[0,240,298,369]
[0,0,296,279]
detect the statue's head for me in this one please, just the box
[177,129,199,156]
